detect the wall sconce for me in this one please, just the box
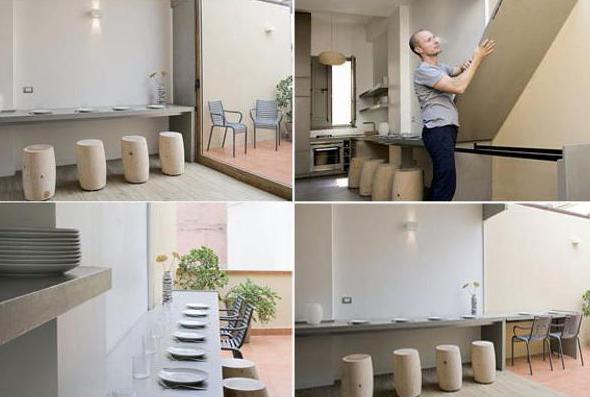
[571,237,582,247]
[89,9,103,19]
[264,23,276,34]
[404,221,418,232]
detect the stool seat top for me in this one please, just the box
[77,139,104,147]
[472,340,494,348]
[436,344,460,352]
[159,131,182,138]
[365,159,385,164]
[121,135,147,142]
[222,358,256,368]
[223,377,265,391]
[24,144,53,153]
[342,353,371,362]
[393,348,419,357]
[397,168,423,173]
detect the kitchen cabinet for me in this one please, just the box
[295,12,312,177]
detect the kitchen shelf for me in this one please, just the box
[359,85,388,99]
[0,267,111,346]
[359,103,389,113]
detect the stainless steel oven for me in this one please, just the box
[310,139,345,173]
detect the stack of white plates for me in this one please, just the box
[0,228,81,275]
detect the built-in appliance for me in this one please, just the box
[310,139,345,174]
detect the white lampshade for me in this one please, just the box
[318,51,346,66]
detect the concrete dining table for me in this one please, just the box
[106,290,222,396]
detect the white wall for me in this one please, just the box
[148,202,177,310]
[202,0,292,148]
[295,204,334,321]
[310,13,375,136]
[56,203,149,352]
[227,202,294,271]
[408,0,487,135]
[0,0,172,176]
[0,0,13,111]
[332,204,484,319]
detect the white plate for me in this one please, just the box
[158,368,208,385]
[0,240,79,246]
[186,303,210,310]
[173,331,206,342]
[75,108,94,113]
[461,315,476,319]
[0,248,81,254]
[0,238,80,244]
[167,346,206,359]
[349,320,369,325]
[30,109,53,115]
[113,106,130,111]
[0,263,79,275]
[428,317,442,321]
[393,318,409,323]
[0,253,81,259]
[0,258,80,264]
[0,227,78,233]
[178,320,207,329]
[147,104,165,109]
[182,309,208,318]
[518,312,531,316]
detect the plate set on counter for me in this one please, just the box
[0,228,81,275]
[159,302,211,390]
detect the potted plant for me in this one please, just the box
[175,247,229,293]
[583,290,590,317]
[224,278,281,341]
[462,281,481,316]
[156,252,180,304]
[275,75,293,141]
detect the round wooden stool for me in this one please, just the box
[372,164,398,201]
[392,349,422,397]
[436,345,462,392]
[159,131,184,176]
[22,144,56,201]
[121,135,149,184]
[223,377,269,397]
[348,157,369,189]
[392,168,424,201]
[471,341,496,384]
[76,139,106,191]
[359,159,385,197]
[222,358,259,380]
[341,354,373,397]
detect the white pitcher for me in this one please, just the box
[306,303,323,325]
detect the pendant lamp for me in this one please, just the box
[319,14,346,66]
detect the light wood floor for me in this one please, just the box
[296,366,568,397]
[0,156,281,201]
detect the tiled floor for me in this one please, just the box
[509,348,589,397]
[221,334,292,397]
[295,176,370,202]
[206,139,292,187]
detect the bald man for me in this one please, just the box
[410,30,495,201]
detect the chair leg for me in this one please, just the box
[578,337,585,366]
[275,126,279,151]
[222,127,228,148]
[232,129,236,158]
[207,126,215,151]
[543,338,546,361]
[557,338,565,370]
[232,349,243,359]
[254,126,257,149]
[547,339,553,371]
[511,337,515,366]
[244,128,248,155]
[526,342,532,375]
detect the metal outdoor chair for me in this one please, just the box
[207,100,247,157]
[249,99,282,151]
[549,313,584,369]
[512,315,554,375]
[219,295,246,329]
[220,303,255,359]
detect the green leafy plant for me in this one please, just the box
[275,75,293,122]
[583,290,590,317]
[175,247,228,291]
[225,279,281,324]
[462,281,481,296]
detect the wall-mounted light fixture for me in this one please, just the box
[89,9,103,19]
[264,23,276,34]
[404,221,418,232]
[571,236,582,247]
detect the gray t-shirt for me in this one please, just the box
[414,62,459,129]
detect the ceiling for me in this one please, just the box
[296,0,414,17]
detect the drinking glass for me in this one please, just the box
[132,354,151,380]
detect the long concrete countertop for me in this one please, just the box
[296,310,573,337]
[0,105,194,126]
[309,133,424,147]
[0,266,112,346]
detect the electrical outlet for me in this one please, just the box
[23,87,34,94]
[342,297,352,304]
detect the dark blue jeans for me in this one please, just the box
[422,125,458,201]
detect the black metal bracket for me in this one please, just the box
[455,143,563,162]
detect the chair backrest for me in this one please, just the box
[561,314,583,339]
[231,303,255,349]
[255,99,278,121]
[529,316,552,340]
[208,100,225,125]
[230,295,245,315]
